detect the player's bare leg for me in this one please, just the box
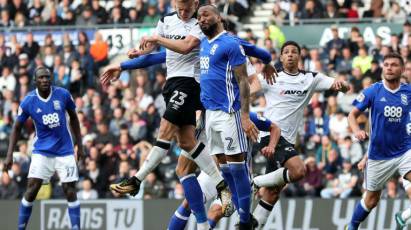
[17,178,42,230]
[110,118,176,195]
[253,156,306,188]
[62,182,80,230]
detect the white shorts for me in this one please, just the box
[197,171,217,203]
[205,110,248,156]
[365,150,411,191]
[28,154,79,183]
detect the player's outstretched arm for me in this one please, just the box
[67,109,84,162]
[234,63,259,142]
[348,107,368,141]
[3,121,23,172]
[330,79,350,93]
[100,52,166,89]
[145,34,201,55]
[238,38,277,84]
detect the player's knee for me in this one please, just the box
[176,164,190,177]
[207,204,222,222]
[262,187,280,204]
[289,166,306,182]
[62,183,77,201]
[25,180,42,201]
[365,195,380,209]
[178,140,195,152]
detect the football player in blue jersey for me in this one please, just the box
[197,5,259,229]
[345,53,411,230]
[3,67,84,230]
[167,112,281,230]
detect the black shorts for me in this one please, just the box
[162,77,203,127]
[258,136,299,174]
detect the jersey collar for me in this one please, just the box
[382,80,401,94]
[36,87,53,102]
[283,70,300,76]
[208,30,227,43]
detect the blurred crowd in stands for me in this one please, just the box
[0,0,410,201]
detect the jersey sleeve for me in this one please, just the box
[63,89,76,111]
[352,86,374,111]
[226,39,246,67]
[156,20,165,36]
[189,23,203,40]
[237,38,271,64]
[313,72,335,91]
[16,99,30,123]
[250,112,272,132]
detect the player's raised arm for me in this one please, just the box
[3,120,24,172]
[233,62,259,142]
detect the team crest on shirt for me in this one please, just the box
[401,94,408,105]
[356,93,365,102]
[53,100,61,110]
[210,44,218,55]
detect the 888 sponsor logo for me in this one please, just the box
[384,106,402,122]
[42,113,60,128]
[200,56,209,73]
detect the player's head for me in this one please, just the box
[197,4,222,37]
[34,66,52,91]
[175,0,199,21]
[382,53,404,82]
[280,41,301,71]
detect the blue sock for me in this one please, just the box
[208,219,217,229]
[180,174,207,223]
[220,164,239,210]
[68,201,80,230]
[229,161,251,224]
[350,199,370,229]
[18,198,33,230]
[168,204,191,230]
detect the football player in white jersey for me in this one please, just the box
[109,1,231,229]
[250,41,349,228]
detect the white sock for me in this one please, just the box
[135,140,170,181]
[184,142,224,186]
[402,207,411,221]
[197,222,210,230]
[253,167,289,187]
[253,199,273,227]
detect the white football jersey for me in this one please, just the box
[156,12,203,81]
[260,70,335,144]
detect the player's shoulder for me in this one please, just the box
[53,86,69,94]
[400,83,411,91]
[160,11,178,23]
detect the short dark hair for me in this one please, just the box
[383,53,404,66]
[280,41,301,54]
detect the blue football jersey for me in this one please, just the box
[200,32,247,113]
[353,82,411,160]
[16,87,76,157]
